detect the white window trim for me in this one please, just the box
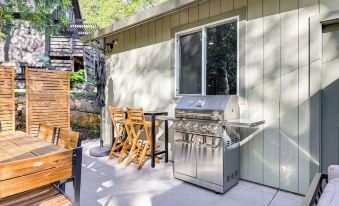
[175,16,240,97]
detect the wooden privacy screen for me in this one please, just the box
[26,68,70,136]
[0,66,15,132]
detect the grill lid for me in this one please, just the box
[175,95,239,121]
[175,95,230,111]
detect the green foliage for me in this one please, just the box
[0,0,72,41]
[79,0,166,29]
[15,91,26,98]
[71,91,97,101]
[70,69,86,87]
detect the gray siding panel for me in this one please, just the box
[247,0,264,182]
[263,0,280,187]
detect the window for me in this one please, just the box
[175,18,238,96]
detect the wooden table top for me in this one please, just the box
[0,131,67,164]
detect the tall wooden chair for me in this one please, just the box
[37,124,57,143]
[125,108,160,170]
[56,129,82,150]
[108,107,132,162]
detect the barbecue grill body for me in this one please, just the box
[173,95,240,193]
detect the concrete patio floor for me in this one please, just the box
[66,139,303,206]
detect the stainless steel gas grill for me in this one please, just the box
[173,95,241,193]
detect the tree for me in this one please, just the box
[0,0,72,41]
[79,0,166,29]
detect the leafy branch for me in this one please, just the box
[0,0,72,41]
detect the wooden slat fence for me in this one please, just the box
[0,66,15,132]
[26,68,70,136]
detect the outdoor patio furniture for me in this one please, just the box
[0,66,15,132]
[109,108,169,168]
[56,128,82,150]
[301,165,339,206]
[125,108,161,169]
[37,123,57,143]
[0,131,82,206]
[108,107,133,162]
[26,68,71,137]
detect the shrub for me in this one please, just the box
[70,69,86,87]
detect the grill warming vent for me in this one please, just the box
[226,170,239,182]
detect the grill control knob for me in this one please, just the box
[211,125,219,134]
[176,122,183,130]
[192,123,199,132]
[184,122,191,130]
[200,125,208,133]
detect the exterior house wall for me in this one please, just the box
[102,0,338,194]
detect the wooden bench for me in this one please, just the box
[0,147,82,206]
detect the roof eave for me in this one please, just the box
[81,0,204,43]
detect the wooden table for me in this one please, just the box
[0,131,67,164]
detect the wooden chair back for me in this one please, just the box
[0,150,73,198]
[37,124,57,143]
[0,66,15,132]
[109,107,126,124]
[127,108,145,126]
[56,129,81,149]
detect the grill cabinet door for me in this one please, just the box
[174,132,197,177]
[197,136,224,185]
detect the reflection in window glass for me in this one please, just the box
[206,21,237,95]
[179,32,202,94]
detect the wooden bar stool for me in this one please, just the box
[108,107,132,161]
[125,108,160,170]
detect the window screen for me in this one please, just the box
[179,31,202,95]
[206,21,237,95]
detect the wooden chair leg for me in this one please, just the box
[108,127,124,160]
[137,145,149,170]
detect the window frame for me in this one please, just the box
[175,16,240,97]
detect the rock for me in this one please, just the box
[85,84,95,92]
[70,99,76,110]
[79,99,95,113]
[71,111,100,128]
[74,99,81,108]
[75,83,86,90]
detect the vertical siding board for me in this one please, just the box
[234,0,247,9]
[170,13,180,29]
[209,0,221,17]
[124,30,130,51]
[220,0,233,13]
[135,25,143,48]
[129,27,136,50]
[189,5,199,23]
[298,0,318,195]
[281,1,299,75]
[247,0,264,184]
[149,20,156,45]
[118,32,125,52]
[263,0,280,188]
[280,0,299,193]
[198,0,210,20]
[155,18,163,43]
[142,23,149,47]
[163,15,171,41]
[180,9,189,26]
[309,15,321,183]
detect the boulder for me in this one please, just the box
[79,99,95,113]
[70,99,76,110]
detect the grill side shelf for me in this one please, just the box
[223,120,265,128]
